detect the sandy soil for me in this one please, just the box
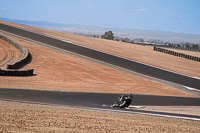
[0,20,200,78]
[140,106,200,116]
[0,101,199,133]
[0,33,196,97]
[0,39,21,69]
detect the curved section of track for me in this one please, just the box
[0,88,200,120]
[0,23,199,89]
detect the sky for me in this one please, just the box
[0,0,200,34]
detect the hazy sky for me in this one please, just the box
[0,0,200,34]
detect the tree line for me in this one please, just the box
[101,30,135,43]
[100,30,200,51]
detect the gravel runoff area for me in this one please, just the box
[0,101,200,133]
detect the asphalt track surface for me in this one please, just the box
[0,23,200,90]
[0,88,200,120]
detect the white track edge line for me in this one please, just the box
[183,86,200,92]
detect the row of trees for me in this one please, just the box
[101,30,200,50]
[101,31,135,43]
[101,30,114,40]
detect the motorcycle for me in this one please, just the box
[111,94,133,108]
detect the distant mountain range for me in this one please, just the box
[1,17,200,44]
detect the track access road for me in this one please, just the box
[0,23,200,89]
[1,88,200,120]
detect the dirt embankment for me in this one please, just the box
[0,101,200,133]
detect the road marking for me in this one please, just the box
[129,105,144,108]
[62,40,72,43]
[97,107,200,121]
[183,86,200,92]
[132,111,200,121]
[193,77,200,80]
[103,105,143,109]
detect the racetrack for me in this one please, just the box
[0,88,200,120]
[0,23,200,121]
[0,23,199,89]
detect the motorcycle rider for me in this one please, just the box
[112,93,133,108]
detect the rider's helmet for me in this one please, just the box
[127,93,133,99]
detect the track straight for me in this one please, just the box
[0,23,199,89]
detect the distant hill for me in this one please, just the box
[0,17,200,44]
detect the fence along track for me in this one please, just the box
[153,47,200,62]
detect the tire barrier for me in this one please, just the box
[153,47,200,62]
[0,34,34,76]
[0,68,34,76]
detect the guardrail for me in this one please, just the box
[0,34,34,76]
[153,47,200,62]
